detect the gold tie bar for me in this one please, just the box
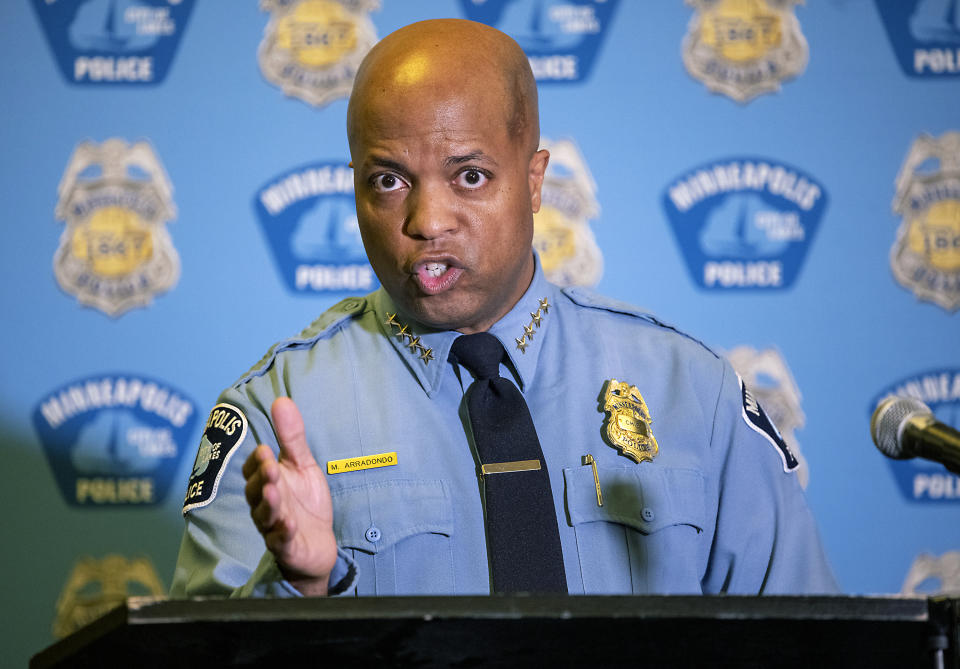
[480,459,542,475]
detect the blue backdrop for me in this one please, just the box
[3,0,959,663]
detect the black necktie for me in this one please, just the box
[450,332,567,594]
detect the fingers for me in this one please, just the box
[263,517,297,557]
[244,445,283,533]
[250,491,282,534]
[243,445,275,504]
[241,445,261,479]
[271,397,316,468]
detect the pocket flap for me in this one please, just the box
[332,479,452,554]
[564,465,706,534]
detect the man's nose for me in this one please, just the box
[405,183,459,240]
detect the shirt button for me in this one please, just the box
[364,526,381,543]
[641,508,655,522]
[341,298,361,311]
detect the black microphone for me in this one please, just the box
[871,396,960,476]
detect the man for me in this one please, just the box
[171,19,837,598]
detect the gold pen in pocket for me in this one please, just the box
[582,454,603,507]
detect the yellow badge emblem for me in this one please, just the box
[54,138,179,316]
[891,132,960,312]
[532,138,603,288]
[53,554,165,639]
[258,0,379,108]
[682,0,808,103]
[601,379,658,463]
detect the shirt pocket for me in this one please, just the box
[563,464,707,594]
[332,478,454,596]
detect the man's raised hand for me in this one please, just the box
[242,397,338,596]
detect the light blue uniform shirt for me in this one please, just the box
[171,259,838,597]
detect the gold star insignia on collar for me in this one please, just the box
[515,297,550,354]
[384,314,434,365]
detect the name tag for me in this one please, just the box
[327,452,398,475]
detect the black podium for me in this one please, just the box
[31,595,960,668]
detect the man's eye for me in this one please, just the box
[455,169,489,189]
[371,173,405,192]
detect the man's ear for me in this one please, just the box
[528,149,550,213]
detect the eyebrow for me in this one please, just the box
[365,152,498,172]
[444,151,498,168]
[367,157,408,173]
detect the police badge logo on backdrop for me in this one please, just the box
[869,369,960,502]
[258,0,380,108]
[533,138,603,287]
[682,0,808,103]
[53,554,165,639]
[254,161,378,294]
[890,132,960,311]
[662,157,827,290]
[54,139,180,316]
[902,551,960,596]
[726,346,809,487]
[460,0,620,82]
[32,374,198,507]
[32,0,195,85]
[875,0,960,78]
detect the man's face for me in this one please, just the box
[350,78,548,334]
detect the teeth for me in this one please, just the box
[424,262,447,277]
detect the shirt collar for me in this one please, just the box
[486,255,555,393]
[371,253,557,398]
[372,289,458,399]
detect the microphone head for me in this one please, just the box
[871,396,933,459]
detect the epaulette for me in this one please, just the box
[232,296,368,387]
[561,286,718,358]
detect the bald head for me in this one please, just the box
[347,19,540,157]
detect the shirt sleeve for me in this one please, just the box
[701,361,839,595]
[169,387,359,599]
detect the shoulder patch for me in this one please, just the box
[563,287,717,357]
[182,403,248,514]
[739,377,799,473]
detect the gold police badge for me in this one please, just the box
[53,554,165,639]
[601,379,658,463]
[533,138,603,288]
[682,0,808,103]
[54,139,179,316]
[258,0,379,108]
[891,132,960,312]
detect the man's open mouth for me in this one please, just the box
[413,261,464,295]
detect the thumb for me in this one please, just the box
[271,397,315,468]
